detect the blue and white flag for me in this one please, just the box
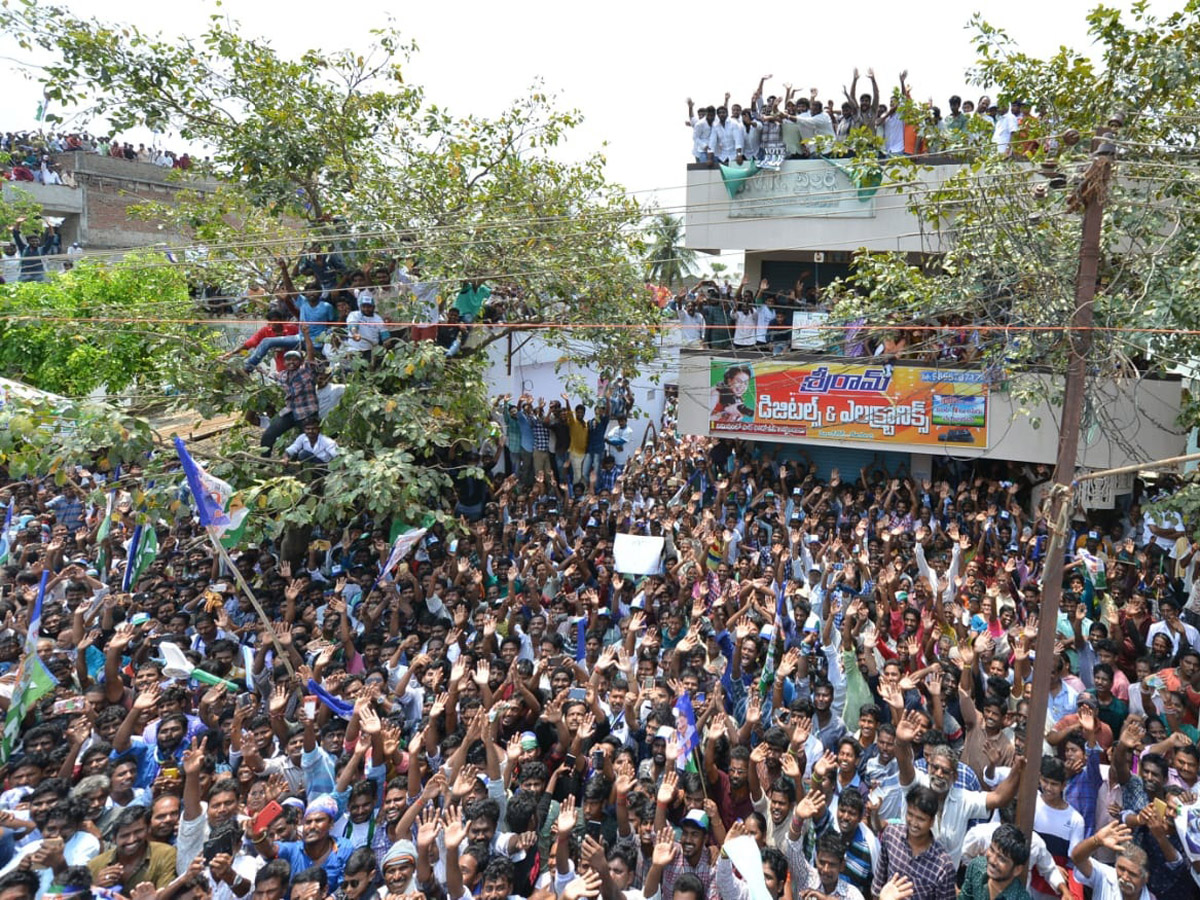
[377,528,428,584]
[173,437,231,529]
[0,498,13,565]
[673,690,699,771]
[0,571,55,763]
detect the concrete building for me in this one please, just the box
[3,151,215,251]
[680,160,1187,506]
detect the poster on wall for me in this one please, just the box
[708,360,990,447]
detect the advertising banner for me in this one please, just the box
[708,360,989,447]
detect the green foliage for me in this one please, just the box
[0,255,218,397]
[824,3,1200,479]
[0,4,660,535]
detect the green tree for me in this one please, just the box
[0,253,216,398]
[0,5,660,539]
[644,213,697,287]
[825,3,1200,475]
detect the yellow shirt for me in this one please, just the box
[566,410,588,454]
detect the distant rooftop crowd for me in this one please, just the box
[2,130,204,185]
[687,70,1040,166]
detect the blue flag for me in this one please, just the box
[121,525,143,592]
[173,437,230,528]
[673,691,699,771]
[306,678,354,720]
[0,498,12,564]
[575,617,588,662]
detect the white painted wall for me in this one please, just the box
[480,328,684,445]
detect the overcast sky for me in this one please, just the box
[0,0,1177,260]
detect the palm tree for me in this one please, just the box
[644,213,696,287]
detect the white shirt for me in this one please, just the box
[711,118,744,162]
[882,113,905,155]
[803,110,836,137]
[604,423,634,465]
[317,382,346,420]
[285,432,339,462]
[1,254,20,285]
[741,121,762,158]
[0,830,100,895]
[344,311,385,350]
[993,112,1020,154]
[1075,859,1151,900]
[1148,619,1200,656]
[755,304,776,343]
[898,770,989,869]
[679,308,706,343]
[732,309,757,346]
[691,116,715,159]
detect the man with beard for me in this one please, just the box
[658,809,715,900]
[958,824,1031,900]
[1071,821,1152,900]
[702,717,754,827]
[378,839,418,898]
[250,793,355,891]
[894,710,1026,870]
[88,806,177,890]
[865,724,901,822]
[113,686,189,788]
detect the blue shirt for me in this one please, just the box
[112,736,187,789]
[275,839,355,890]
[300,298,336,340]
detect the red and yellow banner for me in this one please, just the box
[708,360,989,447]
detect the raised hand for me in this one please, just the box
[796,790,827,820]
[657,769,678,806]
[878,874,916,900]
[1094,819,1133,851]
[651,825,678,867]
[182,735,208,777]
[416,806,443,851]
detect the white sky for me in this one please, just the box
[0,0,1177,262]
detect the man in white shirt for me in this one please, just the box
[993,101,1020,156]
[284,418,339,465]
[711,106,744,165]
[604,415,634,475]
[679,300,706,347]
[1070,820,1151,900]
[732,301,758,347]
[0,800,100,895]
[688,102,716,164]
[345,294,386,355]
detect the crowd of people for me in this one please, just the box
[2,130,199,184]
[686,71,1040,165]
[0,357,1198,900]
[668,277,985,365]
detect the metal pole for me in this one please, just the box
[1015,140,1112,835]
[205,526,295,677]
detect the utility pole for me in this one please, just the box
[1016,124,1117,835]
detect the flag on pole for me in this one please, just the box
[121,525,142,593]
[94,490,115,578]
[122,525,159,591]
[218,495,249,549]
[672,691,700,772]
[173,437,232,530]
[0,571,56,764]
[377,528,427,584]
[0,498,13,565]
